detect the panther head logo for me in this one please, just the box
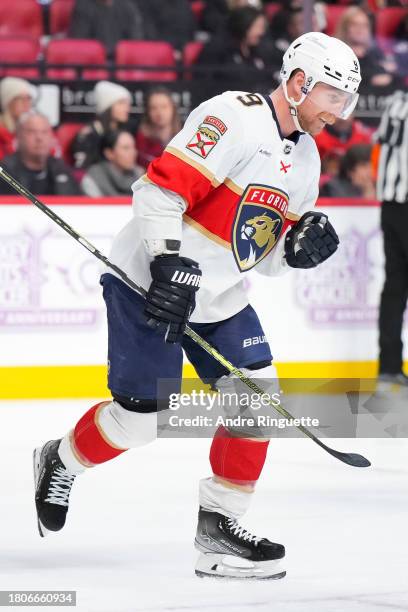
[240,213,280,266]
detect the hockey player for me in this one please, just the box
[34,32,361,580]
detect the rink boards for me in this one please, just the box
[0,197,406,398]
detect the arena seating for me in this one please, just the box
[0,0,43,39]
[55,122,83,165]
[191,0,205,25]
[376,7,407,50]
[0,38,40,78]
[324,6,348,36]
[115,41,177,81]
[46,40,109,80]
[376,7,407,37]
[264,3,280,22]
[50,0,75,37]
[183,41,204,79]
[0,2,405,84]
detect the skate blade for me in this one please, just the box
[195,552,286,580]
[33,447,48,538]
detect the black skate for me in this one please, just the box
[33,439,76,537]
[194,507,286,580]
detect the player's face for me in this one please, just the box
[297,83,352,136]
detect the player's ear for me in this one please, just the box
[287,69,305,103]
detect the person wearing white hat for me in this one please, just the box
[72,80,134,170]
[0,77,34,160]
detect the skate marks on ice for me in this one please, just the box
[0,401,407,612]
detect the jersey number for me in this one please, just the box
[236,93,264,107]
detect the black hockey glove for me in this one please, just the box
[145,255,202,344]
[284,212,339,269]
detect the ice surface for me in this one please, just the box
[0,400,407,612]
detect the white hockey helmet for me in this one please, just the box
[280,32,361,126]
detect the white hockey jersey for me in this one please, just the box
[109,91,321,323]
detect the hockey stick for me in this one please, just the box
[0,166,370,468]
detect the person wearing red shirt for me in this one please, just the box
[135,87,182,169]
[315,115,373,175]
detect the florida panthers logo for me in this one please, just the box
[232,184,289,271]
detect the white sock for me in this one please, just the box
[58,432,87,476]
[199,477,253,520]
[97,400,157,448]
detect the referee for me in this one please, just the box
[377,90,408,387]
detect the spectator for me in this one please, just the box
[72,81,133,170]
[135,0,195,52]
[136,88,182,169]
[69,0,153,58]
[81,130,144,197]
[196,7,269,81]
[391,13,408,80]
[269,7,308,52]
[201,0,263,36]
[334,7,397,87]
[259,6,321,72]
[320,144,375,198]
[0,111,81,196]
[0,77,34,160]
[315,115,373,175]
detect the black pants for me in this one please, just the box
[379,203,408,373]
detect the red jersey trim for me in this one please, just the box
[146,148,218,208]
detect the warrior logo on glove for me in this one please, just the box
[171,270,201,287]
[145,255,202,343]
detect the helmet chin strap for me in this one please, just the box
[282,80,307,134]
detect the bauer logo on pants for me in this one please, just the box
[232,184,289,272]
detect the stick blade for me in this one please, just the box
[328,449,371,468]
[316,437,371,467]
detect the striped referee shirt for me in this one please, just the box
[376,90,408,204]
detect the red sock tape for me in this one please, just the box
[209,426,269,486]
[73,402,127,466]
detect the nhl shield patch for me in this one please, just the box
[232,184,289,272]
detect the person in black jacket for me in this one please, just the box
[71,81,134,170]
[201,0,263,36]
[196,6,270,85]
[0,111,81,196]
[133,0,195,52]
[69,0,154,58]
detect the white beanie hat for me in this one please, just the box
[0,77,34,111]
[94,81,131,115]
